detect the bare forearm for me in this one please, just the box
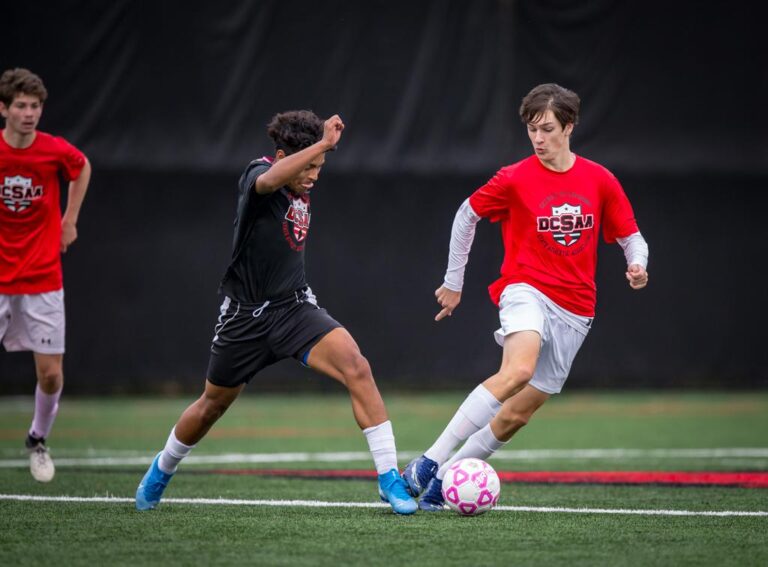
[256,140,332,193]
[63,159,91,224]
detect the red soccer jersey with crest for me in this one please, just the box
[469,154,638,316]
[0,131,86,294]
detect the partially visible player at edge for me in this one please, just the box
[0,68,92,482]
[403,83,649,510]
[135,110,417,514]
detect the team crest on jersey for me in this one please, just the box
[2,175,44,212]
[283,194,311,249]
[537,202,594,247]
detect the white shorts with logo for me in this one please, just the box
[0,290,65,354]
[494,283,590,395]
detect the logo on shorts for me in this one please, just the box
[2,175,44,212]
[537,203,594,247]
[283,194,311,250]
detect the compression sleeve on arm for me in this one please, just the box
[443,199,482,292]
[617,231,649,269]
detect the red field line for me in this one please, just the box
[207,468,768,488]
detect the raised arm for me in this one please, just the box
[435,198,482,321]
[61,157,92,253]
[255,115,344,194]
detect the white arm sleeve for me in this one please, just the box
[616,231,649,269]
[443,199,482,292]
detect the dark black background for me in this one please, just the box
[2,1,766,393]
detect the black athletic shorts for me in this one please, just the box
[206,288,342,387]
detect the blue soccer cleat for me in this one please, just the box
[402,454,438,497]
[418,477,446,512]
[136,453,174,510]
[378,468,418,515]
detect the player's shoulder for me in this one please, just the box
[34,131,81,153]
[242,156,273,175]
[491,156,535,183]
[575,154,617,181]
[239,156,274,193]
[253,156,274,167]
[35,131,65,146]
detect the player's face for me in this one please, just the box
[288,154,325,195]
[527,110,572,162]
[0,94,43,136]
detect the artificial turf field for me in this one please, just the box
[1,392,767,566]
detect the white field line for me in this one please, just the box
[1,448,768,468]
[0,494,766,517]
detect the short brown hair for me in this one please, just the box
[519,83,580,129]
[0,68,48,106]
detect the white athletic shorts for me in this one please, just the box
[494,283,590,394]
[0,290,65,354]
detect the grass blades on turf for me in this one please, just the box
[1,392,767,566]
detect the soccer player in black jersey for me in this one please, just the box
[136,110,417,514]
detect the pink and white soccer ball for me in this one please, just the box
[442,458,501,516]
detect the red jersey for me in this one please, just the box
[0,131,86,294]
[469,155,638,316]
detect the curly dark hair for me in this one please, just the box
[266,110,323,155]
[519,83,580,129]
[0,68,48,106]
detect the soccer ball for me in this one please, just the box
[442,458,501,516]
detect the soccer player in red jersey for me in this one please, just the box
[403,83,650,510]
[0,68,92,482]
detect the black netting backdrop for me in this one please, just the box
[1,1,766,392]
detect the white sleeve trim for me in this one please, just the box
[443,199,481,292]
[617,231,649,269]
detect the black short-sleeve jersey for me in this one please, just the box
[219,158,311,302]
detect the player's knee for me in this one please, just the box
[497,364,534,393]
[197,396,231,424]
[36,366,63,391]
[341,353,373,386]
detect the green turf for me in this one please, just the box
[1,392,767,566]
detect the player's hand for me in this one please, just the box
[61,219,78,253]
[626,264,648,290]
[435,285,462,321]
[322,115,344,150]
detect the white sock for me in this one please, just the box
[363,420,398,475]
[436,424,505,480]
[424,385,502,465]
[158,427,195,474]
[29,385,62,440]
